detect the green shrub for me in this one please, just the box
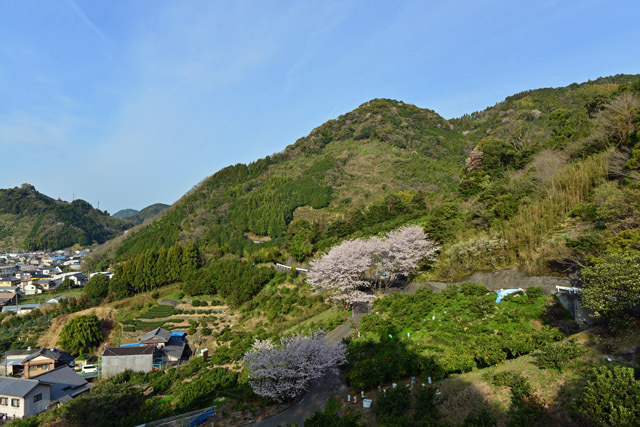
[462,407,497,427]
[535,340,582,371]
[579,366,640,426]
[526,287,543,299]
[413,386,439,425]
[373,386,411,425]
[488,371,531,403]
[304,410,364,427]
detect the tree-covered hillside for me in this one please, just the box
[92,74,640,284]
[95,98,471,265]
[0,184,133,251]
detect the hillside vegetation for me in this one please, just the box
[9,74,640,427]
[91,74,640,282]
[91,98,470,267]
[0,184,132,251]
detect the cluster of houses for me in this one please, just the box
[0,328,192,420]
[102,327,191,378]
[0,250,97,315]
[0,347,92,421]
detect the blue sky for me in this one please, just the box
[1,0,638,213]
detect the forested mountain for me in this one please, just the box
[112,208,138,219]
[0,184,133,251]
[112,203,169,225]
[92,74,640,282]
[94,98,471,266]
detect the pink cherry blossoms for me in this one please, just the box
[243,330,346,402]
[307,225,439,306]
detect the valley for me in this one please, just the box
[1,75,640,426]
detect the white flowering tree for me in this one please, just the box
[307,238,378,307]
[307,225,439,305]
[375,226,440,282]
[243,330,346,402]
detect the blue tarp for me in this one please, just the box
[495,289,523,303]
[188,408,215,427]
[120,343,143,347]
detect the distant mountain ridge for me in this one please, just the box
[112,209,138,219]
[112,203,169,225]
[0,184,133,251]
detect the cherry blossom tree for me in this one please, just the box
[375,225,440,282]
[243,330,346,402]
[307,225,439,305]
[307,238,378,307]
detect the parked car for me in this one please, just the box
[81,364,98,373]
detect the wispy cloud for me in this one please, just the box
[0,110,77,147]
[65,0,116,51]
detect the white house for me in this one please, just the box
[0,377,50,420]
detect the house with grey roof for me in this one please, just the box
[0,376,50,420]
[162,337,190,362]
[140,327,173,346]
[0,349,33,376]
[31,366,93,406]
[1,304,41,315]
[21,348,74,379]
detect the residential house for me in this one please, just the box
[0,265,19,280]
[45,296,70,305]
[0,277,21,288]
[22,282,44,295]
[101,346,156,378]
[0,377,50,420]
[140,327,173,347]
[162,332,191,362]
[0,350,34,377]
[42,267,63,275]
[53,272,87,287]
[31,366,93,406]
[21,348,74,379]
[0,291,18,308]
[1,304,41,315]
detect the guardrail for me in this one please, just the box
[556,286,582,293]
[275,263,309,275]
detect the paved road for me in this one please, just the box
[248,321,353,426]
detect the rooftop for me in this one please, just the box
[0,376,47,397]
[141,327,172,344]
[32,365,93,404]
[103,346,156,356]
